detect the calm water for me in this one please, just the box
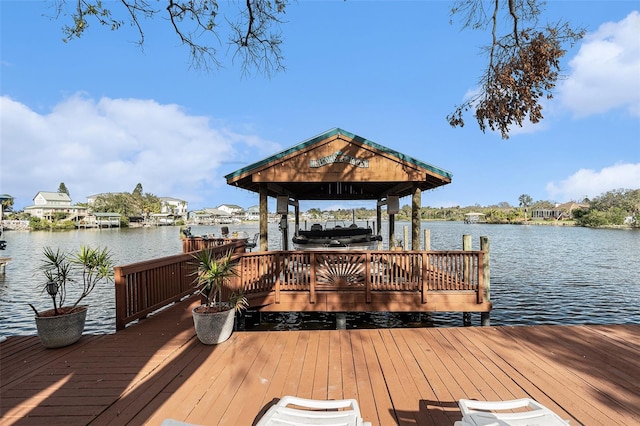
[1,222,638,335]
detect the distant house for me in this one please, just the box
[24,191,87,221]
[530,202,589,220]
[149,213,177,225]
[217,204,244,215]
[245,205,260,221]
[464,212,486,224]
[160,197,188,217]
[78,212,121,228]
[188,208,233,224]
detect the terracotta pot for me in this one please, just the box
[35,306,88,349]
[192,304,235,344]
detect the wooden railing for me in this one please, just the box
[114,240,246,330]
[182,237,247,253]
[238,250,485,304]
[115,247,486,330]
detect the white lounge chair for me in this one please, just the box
[256,395,371,426]
[455,398,570,425]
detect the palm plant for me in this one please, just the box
[29,246,114,317]
[191,248,248,312]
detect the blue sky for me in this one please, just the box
[1,1,639,212]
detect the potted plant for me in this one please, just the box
[191,248,248,344]
[28,246,114,348]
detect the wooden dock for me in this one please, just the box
[1,296,638,425]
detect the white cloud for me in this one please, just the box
[546,163,640,201]
[559,11,640,117]
[0,95,281,210]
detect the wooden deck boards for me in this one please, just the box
[1,297,639,425]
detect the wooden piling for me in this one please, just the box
[336,313,347,329]
[411,186,421,250]
[0,257,11,275]
[403,226,409,251]
[462,235,472,325]
[423,229,430,251]
[480,236,491,326]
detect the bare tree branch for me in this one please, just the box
[448,0,584,138]
[55,0,288,74]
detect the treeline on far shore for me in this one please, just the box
[317,188,640,228]
[3,188,638,231]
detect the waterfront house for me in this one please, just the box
[530,201,590,220]
[24,191,87,222]
[464,212,486,223]
[160,197,188,217]
[245,205,260,221]
[188,208,233,224]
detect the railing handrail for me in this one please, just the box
[114,240,245,330]
[114,247,485,330]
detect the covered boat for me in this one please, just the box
[292,222,382,250]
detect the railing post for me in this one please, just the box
[275,253,281,304]
[114,266,126,331]
[462,235,472,324]
[365,252,372,303]
[462,235,472,284]
[423,229,430,251]
[421,252,428,303]
[480,236,491,326]
[309,252,316,304]
[403,225,409,251]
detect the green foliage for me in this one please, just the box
[315,188,637,228]
[448,0,584,138]
[58,182,70,196]
[307,208,322,219]
[575,189,639,227]
[53,212,68,221]
[191,249,247,312]
[92,189,162,218]
[29,217,76,231]
[29,216,46,230]
[576,210,608,227]
[33,246,114,316]
[1,194,15,212]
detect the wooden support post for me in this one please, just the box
[376,203,382,249]
[411,186,421,250]
[309,252,316,304]
[462,234,472,326]
[463,312,472,326]
[389,214,396,249]
[462,234,472,283]
[336,313,347,330]
[259,184,268,252]
[114,266,126,331]
[423,229,431,251]
[281,214,289,251]
[0,257,10,275]
[403,226,409,251]
[365,253,372,303]
[480,236,490,301]
[481,235,491,326]
[275,253,281,304]
[421,252,428,303]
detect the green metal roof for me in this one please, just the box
[224,128,452,181]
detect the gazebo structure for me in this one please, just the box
[225,128,452,250]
